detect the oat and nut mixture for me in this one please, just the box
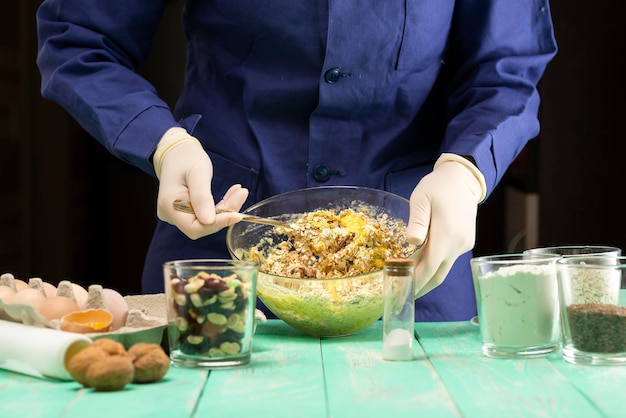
[247,207,415,279]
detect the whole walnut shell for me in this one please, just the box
[91,338,127,356]
[67,346,108,386]
[67,338,133,391]
[128,343,170,383]
[85,355,135,391]
[67,338,169,391]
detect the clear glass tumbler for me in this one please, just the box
[524,245,621,258]
[163,259,258,369]
[558,256,626,365]
[470,253,562,358]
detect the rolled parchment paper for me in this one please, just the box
[0,319,92,380]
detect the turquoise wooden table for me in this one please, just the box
[1,318,625,418]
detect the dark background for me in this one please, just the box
[1,1,624,295]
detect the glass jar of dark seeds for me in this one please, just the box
[557,255,626,365]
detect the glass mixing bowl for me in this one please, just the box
[226,186,418,337]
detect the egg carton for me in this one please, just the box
[0,275,168,349]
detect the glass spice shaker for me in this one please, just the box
[382,258,416,361]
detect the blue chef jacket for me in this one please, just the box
[36,0,557,321]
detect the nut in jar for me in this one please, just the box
[163,259,258,369]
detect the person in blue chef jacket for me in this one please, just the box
[35,1,557,321]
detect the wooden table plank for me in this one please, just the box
[549,358,626,417]
[0,371,77,417]
[197,321,327,418]
[0,367,207,418]
[546,282,626,416]
[321,321,461,418]
[415,322,604,418]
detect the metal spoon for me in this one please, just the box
[172,199,292,229]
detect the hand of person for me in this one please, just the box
[153,127,249,239]
[406,153,487,298]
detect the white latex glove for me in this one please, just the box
[406,153,487,298]
[153,127,249,239]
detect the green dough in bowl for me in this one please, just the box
[256,271,384,337]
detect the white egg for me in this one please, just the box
[72,283,89,308]
[14,279,28,291]
[38,295,80,321]
[12,288,47,310]
[103,288,129,330]
[0,285,16,303]
[42,281,57,298]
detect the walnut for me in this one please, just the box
[128,343,170,383]
[91,338,127,356]
[84,355,135,391]
[67,338,133,391]
[67,338,169,391]
[67,345,108,386]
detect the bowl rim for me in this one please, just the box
[226,186,419,281]
[243,185,409,213]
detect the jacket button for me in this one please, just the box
[324,67,342,84]
[313,165,331,182]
